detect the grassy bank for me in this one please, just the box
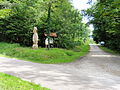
[0,42,89,64]
[99,46,120,55]
[0,72,50,90]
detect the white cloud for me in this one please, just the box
[72,0,91,10]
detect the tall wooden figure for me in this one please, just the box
[32,27,39,49]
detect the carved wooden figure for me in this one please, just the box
[32,27,39,49]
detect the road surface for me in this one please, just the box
[0,44,120,90]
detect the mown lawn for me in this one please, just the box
[99,46,120,55]
[0,42,89,64]
[0,72,50,90]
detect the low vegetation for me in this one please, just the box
[0,42,89,64]
[0,72,50,90]
[100,46,120,55]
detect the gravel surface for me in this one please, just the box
[0,44,120,90]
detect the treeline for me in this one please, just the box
[86,0,120,51]
[0,0,89,49]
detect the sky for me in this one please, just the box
[72,0,91,23]
[72,0,96,34]
[72,0,91,11]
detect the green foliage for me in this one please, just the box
[0,72,50,90]
[99,46,120,55]
[0,0,89,48]
[86,0,120,51]
[0,9,11,18]
[0,0,12,18]
[0,42,89,64]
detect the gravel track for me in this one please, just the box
[0,44,120,90]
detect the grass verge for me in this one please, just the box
[0,72,50,90]
[99,46,120,55]
[0,42,89,64]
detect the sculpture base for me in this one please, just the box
[32,44,38,49]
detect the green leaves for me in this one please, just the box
[86,0,120,51]
[0,0,89,49]
[0,9,11,18]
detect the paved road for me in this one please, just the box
[0,44,120,90]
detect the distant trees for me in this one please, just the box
[0,0,89,49]
[86,0,120,51]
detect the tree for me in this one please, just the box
[0,0,90,49]
[86,0,120,51]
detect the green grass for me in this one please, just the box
[0,42,89,64]
[99,46,120,55]
[0,72,50,90]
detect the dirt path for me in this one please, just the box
[0,44,120,90]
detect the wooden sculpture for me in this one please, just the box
[32,27,39,49]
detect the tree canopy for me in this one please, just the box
[0,0,90,49]
[86,0,120,51]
